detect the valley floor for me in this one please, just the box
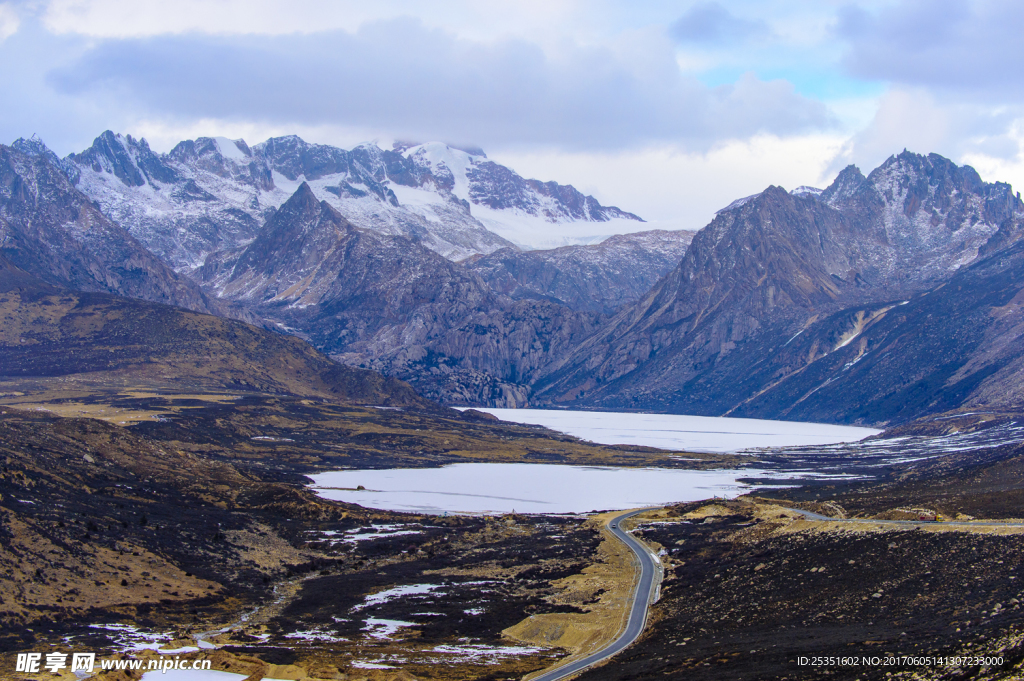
[3,385,1024,680]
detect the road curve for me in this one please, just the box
[529,508,662,681]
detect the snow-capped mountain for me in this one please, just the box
[396,141,644,249]
[64,132,645,271]
[817,152,1020,289]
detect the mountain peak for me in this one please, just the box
[821,164,866,206]
[275,181,320,217]
[11,134,53,157]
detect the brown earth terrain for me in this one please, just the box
[0,405,638,681]
[576,431,1024,681]
[6,398,1024,681]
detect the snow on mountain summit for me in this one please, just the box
[397,141,645,250]
[213,137,249,161]
[62,132,646,268]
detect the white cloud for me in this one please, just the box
[40,0,591,43]
[492,133,847,231]
[829,87,1024,178]
[0,3,20,41]
[670,2,771,45]
[47,19,834,153]
[837,0,1024,101]
[960,118,1024,196]
[43,0,385,37]
[17,0,1024,229]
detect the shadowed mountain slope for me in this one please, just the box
[208,184,599,407]
[0,254,431,408]
[532,152,1024,424]
[466,230,695,314]
[0,142,232,318]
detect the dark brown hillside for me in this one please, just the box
[0,254,430,408]
[0,406,350,637]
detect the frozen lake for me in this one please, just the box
[309,410,879,514]
[472,408,880,452]
[309,463,784,514]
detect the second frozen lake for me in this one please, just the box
[472,408,880,452]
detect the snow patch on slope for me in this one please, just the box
[213,137,247,161]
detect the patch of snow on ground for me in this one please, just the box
[405,143,475,202]
[363,618,417,639]
[471,204,644,250]
[355,583,445,610]
[88,624,176,652]
[140,673,291,681]
[213,137,247,160]
[307,523,423,544]
[431,643,544,660]
[140,672,247,681]
[351,661,396,669]
[283,629,348,642]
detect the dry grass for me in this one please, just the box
[505,510,653,680]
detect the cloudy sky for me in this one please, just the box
[2,0,1023,231]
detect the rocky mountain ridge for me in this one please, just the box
[61,131,645,268]
[466,230,694,314]
[206,183,600,406]
[11,129,1024,424]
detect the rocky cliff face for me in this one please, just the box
[723,221,1024,425]
[466,229,694,314]
[818,151,1021,292]
[0,141,225,317]
[532,186,860,406]
[531,152,1024,422]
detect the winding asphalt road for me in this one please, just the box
[530,508,662,681]
[528,504,1024,681]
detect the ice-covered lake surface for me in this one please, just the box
[310,463,788,514]
[472,408,880,453]
[310,410,881,514]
